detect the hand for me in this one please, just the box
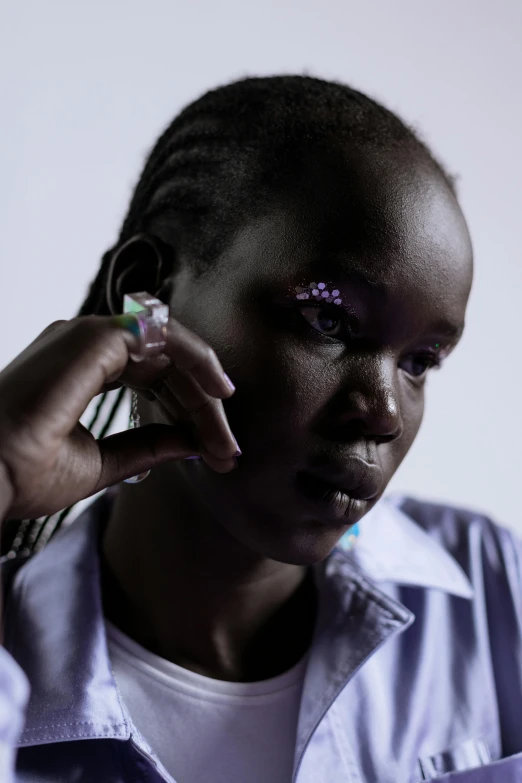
[0,315,239,520]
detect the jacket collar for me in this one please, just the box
[291,497,474,780]
[346,495,474,599]
[4,491,472,753]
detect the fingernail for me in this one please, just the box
[223,373,236,393]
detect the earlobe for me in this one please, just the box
[106,234,175,315]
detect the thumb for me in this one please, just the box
[96,424,199,488]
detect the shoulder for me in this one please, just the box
[398,495,522,593]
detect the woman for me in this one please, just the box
[0,75,521,782]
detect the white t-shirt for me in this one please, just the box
[106,621,307,783]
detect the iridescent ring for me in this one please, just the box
[120,291,169,362]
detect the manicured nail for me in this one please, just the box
[224,373,236,393]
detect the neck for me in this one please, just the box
[101,466,317,682]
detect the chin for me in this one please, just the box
[228,486,378,565]
[268,532,346,566]
[224,512,352,566]
[186,465,375,565]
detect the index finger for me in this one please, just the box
[119,317,236,400]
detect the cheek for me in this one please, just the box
[224,340,333,451]
[171,295,309,452]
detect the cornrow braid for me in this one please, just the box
[86,75,456,314]
[3,74,457,558]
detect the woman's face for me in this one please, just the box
[146,145,473,565]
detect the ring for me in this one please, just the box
[117,291,169,362]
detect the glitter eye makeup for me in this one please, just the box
[285,280,355,340]
[292,281,344,306]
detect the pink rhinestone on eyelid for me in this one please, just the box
[292,282,343,306]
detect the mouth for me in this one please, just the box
[295,457,383,523]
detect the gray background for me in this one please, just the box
[2,1,521,532]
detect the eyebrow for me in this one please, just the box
[313,267,386,291]
[341,268,385,290]
[288,268,385,295]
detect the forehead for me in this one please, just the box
[220,145,473,330]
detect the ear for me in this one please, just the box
[106,233,176,315]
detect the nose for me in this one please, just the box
[329,356,404,443]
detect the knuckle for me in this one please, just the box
[37,319,69,342]
[70,316,118,351]
[68,316,103,342]
[188,397,213,416]
[179,344,212,374]
[200,344,218,367]
[64,317,127,379]
[41,319,68,334]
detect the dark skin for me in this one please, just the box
[102,144,473,682]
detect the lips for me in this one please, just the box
[295,455,384,520]
[306,456,383,500]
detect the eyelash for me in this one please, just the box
[296,303,348,339]
[290,303,445,378]
[401,352,443,378]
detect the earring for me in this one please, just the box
[123,390,151,484]
[338,522,360,551]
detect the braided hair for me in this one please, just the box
[4,74,455,556]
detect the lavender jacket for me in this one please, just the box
[1,492,522,782]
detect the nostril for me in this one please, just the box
[324,383,403,442]
[363,408,403,442]
[331,408,402,443]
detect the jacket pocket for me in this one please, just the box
[417,737,491,780]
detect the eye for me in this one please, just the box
[298,305,343,337]
[400,352,442,378]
